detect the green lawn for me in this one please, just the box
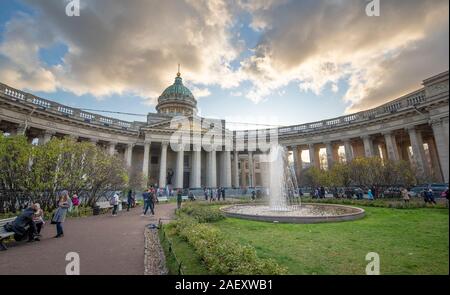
[212,207,449,274]
[159,223,209,275]
[166,206,449,275]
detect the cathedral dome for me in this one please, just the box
[156,70,197,116]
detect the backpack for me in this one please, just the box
[109,196,117,206]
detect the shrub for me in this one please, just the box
[174,216,287,275]
[179,204,225,223]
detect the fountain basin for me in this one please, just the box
[221,203,365,224]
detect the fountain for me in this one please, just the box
[222,144,365,223]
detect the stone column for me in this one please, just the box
[190,147,201,188]
[431,119,449,182]
[233,151,239,188]
[125,143,134,168]
[240,159,247,187]
[42,130,55,144]
[159,142,168,188]
[175,145,184,189]
[142,140,151,183]
[407,127,429,179]
[291,146,299,177]
[426,138,443,182]
[223,150,232,188]
[207,148,217,187]
[362,135,374,158]
[344,140,354,163]
[108,142,117,156]
[248,151,254,187]
[308,144,316,169]
[325,142,334,169]
[383,132,399,161]
[15,124,27,136]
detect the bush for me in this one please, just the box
[303,197,447,209]
[173,216,287,275]
[179,203,225,223]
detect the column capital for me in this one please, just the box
[127,142,136,148]
[429,118,444,127]
[144,139,152,145]
[109,141,118,146]
[361,134,373,139]
[405,125,418,132]
[308,143,315,148]
[161,140,170,147]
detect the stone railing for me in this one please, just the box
[277,89,429,136]
[0,82,138,132]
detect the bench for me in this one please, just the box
[158,197,169,202]
[96,201,113,209]
[0,217,17,251]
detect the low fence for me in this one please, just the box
[158,218,184,275]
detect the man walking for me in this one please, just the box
[142,188,155,216]
[127,189,134,212]
[111,192,120,216]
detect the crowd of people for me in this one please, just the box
[203,187,226,202]
[4,190,79,243]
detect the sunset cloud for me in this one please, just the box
[0,0,448,113]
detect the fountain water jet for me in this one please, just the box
[222,144,365,223]
[268,144,300,211]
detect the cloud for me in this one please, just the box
[239,0,449,111]
[0,0,448,114]
[0,0,242,103]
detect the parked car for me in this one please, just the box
[410,183,449,198]
[383,187,402,198]
[409,185,427,198]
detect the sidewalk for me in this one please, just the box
[0,203,175,275]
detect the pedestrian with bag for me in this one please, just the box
[52,191,71,238]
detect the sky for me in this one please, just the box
[0,0,448,130]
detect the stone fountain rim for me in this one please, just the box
[220,203,366,224]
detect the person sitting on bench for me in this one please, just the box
[12,204,41,242]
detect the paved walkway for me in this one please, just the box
[0,203,175,275]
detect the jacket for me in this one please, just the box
[12,207,35,235]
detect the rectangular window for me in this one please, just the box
[151,156,159,165]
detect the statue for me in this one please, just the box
[167,169,174,185]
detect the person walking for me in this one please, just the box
[127,189,134,212]
[111,192,120,216]
[52,191,71,238]
[142,188,154,216]
[426,188,436,205]
[442,187,449,208]
[368,189,374,200]
[204,187,208,201]
[71,193,80,217]
[222,187,226,201]
[401,187,410,204]
[177,189,183,210]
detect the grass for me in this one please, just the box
[165,205,449,275]
[159,223,209,275]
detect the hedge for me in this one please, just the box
[173,214,287,275]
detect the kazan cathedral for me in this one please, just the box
[0,70,449,190]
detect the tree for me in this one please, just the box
[0,135,129,213]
